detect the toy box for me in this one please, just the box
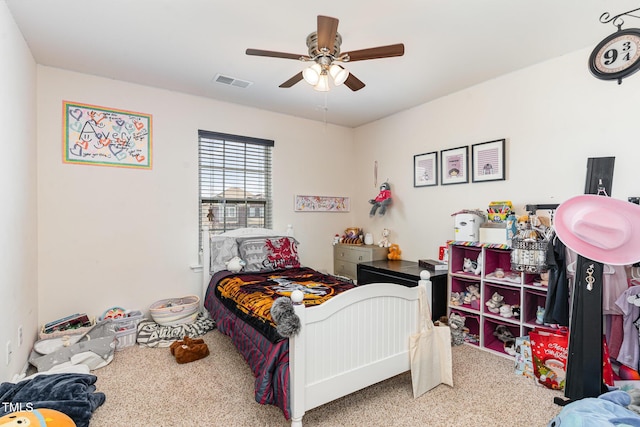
[514,336,534,380]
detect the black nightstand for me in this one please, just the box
[357,260,448,320]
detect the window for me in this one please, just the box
[198,130,274,246]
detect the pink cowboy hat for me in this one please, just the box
[554,194,640,265]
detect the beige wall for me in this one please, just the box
[0,2,38,381]
[36,67,356,324]
[354,49,640,262]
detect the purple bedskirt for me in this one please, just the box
[204,281,291,419]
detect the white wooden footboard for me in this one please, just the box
[289,279,430,427]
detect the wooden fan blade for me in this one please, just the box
[343,44,405,62]
[279,72,304,88]
[246,48,308,61]
[344,73,365,91]
[317,15,339,54]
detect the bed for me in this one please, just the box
[201,227,434,427]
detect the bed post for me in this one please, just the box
[289,290,306,427]
[202,225,210,308]
[419,270,433,313]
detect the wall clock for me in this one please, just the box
[589,28,640,82]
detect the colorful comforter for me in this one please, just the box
[204,267,354,419]
[212,267,354,343]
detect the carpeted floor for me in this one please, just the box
[88,330,562,426]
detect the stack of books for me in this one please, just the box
[43,313,92,334]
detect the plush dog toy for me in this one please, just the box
[170,336,210,364]
[369,182,392,216]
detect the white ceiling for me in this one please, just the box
[6,0,640,128]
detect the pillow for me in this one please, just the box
[238,236,300,272]
[210,236,239,273]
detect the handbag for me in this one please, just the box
[410,286,454,398]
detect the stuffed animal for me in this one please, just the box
[536,306,545,324]
[0,408,76,426]
[449,312,466,346]
[225,256,245,273]
[499,304,513,318]
[378,228,391,248]
[485,292,504,313]
[493,324,516,349]
[387,244,402,260]
[369,182,392,216]
[170,336,210,364]
[462,255,481,275]
[435,315,449,326]
[516,214,540,241]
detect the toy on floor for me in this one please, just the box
[170,336,210,364]
[369,181,392,216]
[0,408,76,426]
[449,312,466,346]
[387,244,402,260]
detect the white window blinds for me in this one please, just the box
[198,130,274,246]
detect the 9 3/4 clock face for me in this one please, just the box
[589,28,640,81]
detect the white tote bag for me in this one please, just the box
[410,286,454,398]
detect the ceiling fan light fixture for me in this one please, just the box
[314,73,330,92]
[303,63,322,85]
[329,64,349,86]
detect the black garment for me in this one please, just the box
[564,256,606,400]
[544,237,570,326]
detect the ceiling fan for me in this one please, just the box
[246,15,405,92]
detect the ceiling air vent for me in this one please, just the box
[213,73,253,88]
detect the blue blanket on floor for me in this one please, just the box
[0,373,105,427]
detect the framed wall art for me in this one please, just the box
[63,100,153,169]
[294,195,350,212]
[413,151,438,187]
[440,146,468,185]
[471,139,506,182]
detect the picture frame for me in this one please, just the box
[413,151,438,187]
[471,139,506,182]
[62,100,152,169]
[440,146,468,185]
[294,195,350,212]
